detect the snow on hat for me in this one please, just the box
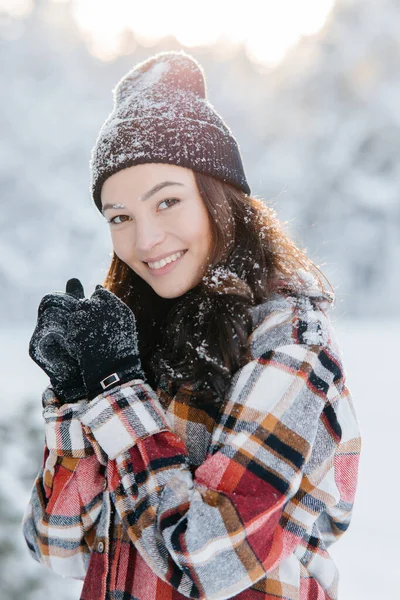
[89,49,251,212]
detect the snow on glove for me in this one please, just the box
[65,285,146,401]
[29,278,87,404]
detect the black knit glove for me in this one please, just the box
[65,284,146,401]
[29,279,87,404]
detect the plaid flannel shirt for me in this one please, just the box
[22,286,361,600]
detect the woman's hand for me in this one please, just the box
[65,285,146,401]
[29,279,87,404]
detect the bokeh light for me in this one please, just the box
[22,0,338,64]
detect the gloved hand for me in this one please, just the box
[65,284,146,401]
[29,278,87,404]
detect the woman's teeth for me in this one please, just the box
[147,250,186,270]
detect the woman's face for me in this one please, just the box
[101,163,213,298]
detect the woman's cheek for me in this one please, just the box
[111,231,131,262]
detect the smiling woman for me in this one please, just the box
[23,48,361,600]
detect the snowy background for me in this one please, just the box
[1,0,398,597]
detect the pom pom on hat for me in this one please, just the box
[113,51,207,104]
[89,49,250,212]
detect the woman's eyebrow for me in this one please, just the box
[102,203,126,214]
[102,181,185,214]
[140,180,185,202]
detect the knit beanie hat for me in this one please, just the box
[89,49,251,212]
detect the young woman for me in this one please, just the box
[22,50,361,600]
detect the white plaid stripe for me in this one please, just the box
[42,391,93,458]
[79,381,170,460]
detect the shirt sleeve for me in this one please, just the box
[22,387,106,580]
[79,341,361,600]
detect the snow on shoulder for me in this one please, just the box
[248,268,337,357]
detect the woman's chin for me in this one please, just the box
[150,281,192,299]
[150,271,202,298]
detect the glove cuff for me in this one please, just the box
[84,355,145,401]
[48,380,87,405]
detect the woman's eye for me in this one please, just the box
[158,198,180,210]
[108,215,130,225]
[108,199,179,225]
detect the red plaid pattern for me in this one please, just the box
[22,289,361,600]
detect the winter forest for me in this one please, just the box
[1,0,398,598]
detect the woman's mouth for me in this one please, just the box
[144,250,188,276]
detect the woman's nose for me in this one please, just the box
[135,219,166,254]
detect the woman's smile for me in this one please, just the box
[144,249,188,277]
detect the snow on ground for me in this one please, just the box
[1,317,398,599]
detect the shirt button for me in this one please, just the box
[97,541,104,553]
[102,478,107,491]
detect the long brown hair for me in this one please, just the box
[102,171,334,402]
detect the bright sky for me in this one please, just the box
[2,0,335,65]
